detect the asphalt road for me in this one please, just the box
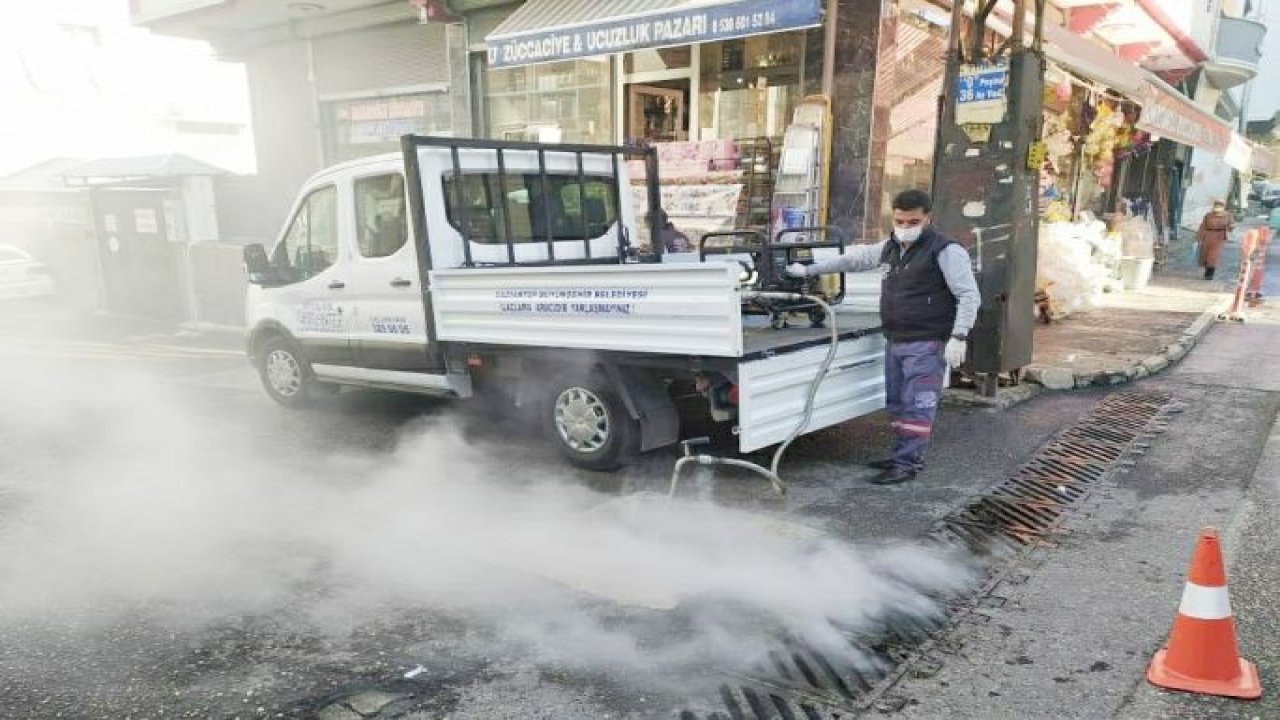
[1,278,1277,719]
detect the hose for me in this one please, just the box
[669,292,840,498]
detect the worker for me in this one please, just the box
[1196,200,1232,281]
[786,189,980,485]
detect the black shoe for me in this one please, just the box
[869,468,917,485]
[866,458,896,471]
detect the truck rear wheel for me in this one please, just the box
[544,372,638,471]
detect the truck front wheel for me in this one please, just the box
[257,336,330,408]
[544,372,638,471]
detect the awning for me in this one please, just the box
[985,5,1146,96]
[983,3,1253,170]
[485,0,823,68]
[1134,76,1256,172]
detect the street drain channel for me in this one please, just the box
[679,390,1180,720]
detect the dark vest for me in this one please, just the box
[879,227,959,342]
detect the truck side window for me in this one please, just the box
[443,174,616,244]
[355,173,407,258]
[270,185,338,282]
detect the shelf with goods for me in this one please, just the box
[734,137,778,232]
[623,139,753,252]
[485,59,611,143]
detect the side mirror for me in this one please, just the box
[243,244,271,285]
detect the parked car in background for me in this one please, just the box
[0,244,56,300]
[1250,178,1268,201]
[1262,185,1280,210]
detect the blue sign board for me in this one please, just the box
[956,60,1009,105]
[487,0,823,69]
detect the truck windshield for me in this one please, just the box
[443,173,617,244]
[270,185,339,282]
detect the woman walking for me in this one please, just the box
[1197,200,1233,280]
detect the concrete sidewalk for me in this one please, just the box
[946,225,1263,409]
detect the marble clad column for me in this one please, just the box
[827,0,894,242]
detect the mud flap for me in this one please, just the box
[601,363,680,452]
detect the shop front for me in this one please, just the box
[470,0,828,249]
[1026,42,1261,321]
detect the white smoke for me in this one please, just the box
[0,355,978,697]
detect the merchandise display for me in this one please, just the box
[627,137,776,251]
[1036,217,1119,319]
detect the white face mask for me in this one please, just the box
[896,226,924,245]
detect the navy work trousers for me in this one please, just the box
[884,339,948,472]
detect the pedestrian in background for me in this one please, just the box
[1269,204,1280,243]
[656,209,690,254]
[787,189,980,485]
[1197,200,1232,281]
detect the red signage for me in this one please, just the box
[1136,79,1233,155]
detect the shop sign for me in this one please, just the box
[1136,80,1232,156]
[954,59,1008,126]
[486,0,822,69]
[134,208,159,235]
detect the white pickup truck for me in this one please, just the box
[242,136,885,470]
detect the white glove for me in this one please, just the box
[945,338,968,367]
[785,262,810,278]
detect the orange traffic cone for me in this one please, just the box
[1146,528,1261,699]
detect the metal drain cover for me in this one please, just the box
[680,390,1178,720]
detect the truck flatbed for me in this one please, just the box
[740,312,882,360]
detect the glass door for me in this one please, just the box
[620,47,695,144]
[627,83,689,143]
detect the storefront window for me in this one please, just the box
[877,1,949,229]
[484,58,612,143]
[698,32,806,141]
[324,92,452,164]
[624,47,691,74]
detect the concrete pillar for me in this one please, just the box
[447,21,473,138]
[826,0,890,241]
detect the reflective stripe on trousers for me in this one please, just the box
[884,339,947,472]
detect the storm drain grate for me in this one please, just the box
[679,390,1178,720]
[933,390,1174,552]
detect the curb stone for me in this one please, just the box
[943,294,1231,410]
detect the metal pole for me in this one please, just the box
[1012,0,1027,51]
[949,0,965,58]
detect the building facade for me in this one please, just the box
[132,0,1272,247]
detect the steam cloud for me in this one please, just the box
[0,355,977,704]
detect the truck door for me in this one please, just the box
[268,184,354,365]
[346,172,433,370]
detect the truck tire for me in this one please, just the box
[257,336,329,408]
[543,371,639,471]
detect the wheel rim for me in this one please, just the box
[265,349,303,397]
[553,387,610,453]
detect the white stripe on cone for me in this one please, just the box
[1177,582,1233,620]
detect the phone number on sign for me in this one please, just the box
[713,11,777,33]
